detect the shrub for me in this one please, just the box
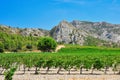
[37,37,57,52]
[0,48,4,53]
[0,42,4,53]
[26,44,32,49]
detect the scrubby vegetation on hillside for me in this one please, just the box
[0,32,39,52]
[84,36,119,48]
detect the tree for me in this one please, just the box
[37,37,57,52]
[0,42,4,53]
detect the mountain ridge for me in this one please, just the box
[0,20,120,47]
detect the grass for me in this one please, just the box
[57,45,120,55]
[1,44,120,56]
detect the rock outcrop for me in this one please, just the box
[50,21,86,45]
[71,20,120,43]
[0,25,49,37]
[20,28,49,37]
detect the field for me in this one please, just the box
[0,45,120,80]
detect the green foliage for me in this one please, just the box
[84,36,105,46]
[93,59,103,70]
[37,37,57,52]
[26,44,32,49]
[0,32,39,52]
[58,45,120,55]
[83,36,119,48]
[0,42,4,53]
[0,46,120,75]
[4,67,17,80]
[0,42,4,48]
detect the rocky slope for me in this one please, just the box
[0,25,49,37]
[50,21,87,45]
[71,20,120,43]
[50,20,120,46]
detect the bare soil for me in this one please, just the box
[55,45,65,52]
[0,68,120,80]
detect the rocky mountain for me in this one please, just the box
[1,20,120,47]
[50,20,120,46]
[71,20,120,43]
[50,21,87,45]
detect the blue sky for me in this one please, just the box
[0,0,120,30]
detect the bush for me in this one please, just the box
[26,44,32,49]
[11,49,18,52]
[0,48,4,53]
[37,37,57,52]
[0,42,4,53]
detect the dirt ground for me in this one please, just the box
[0,68,120,80]
[0,73,120,80]
[55,45,65,52]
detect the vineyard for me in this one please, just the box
[0,46,120,76]
[0,46,120,79]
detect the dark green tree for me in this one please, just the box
[0,42,4,53]
[37,37,57,52]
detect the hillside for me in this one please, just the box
[0,20,120,48]
[0,25,49,36]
